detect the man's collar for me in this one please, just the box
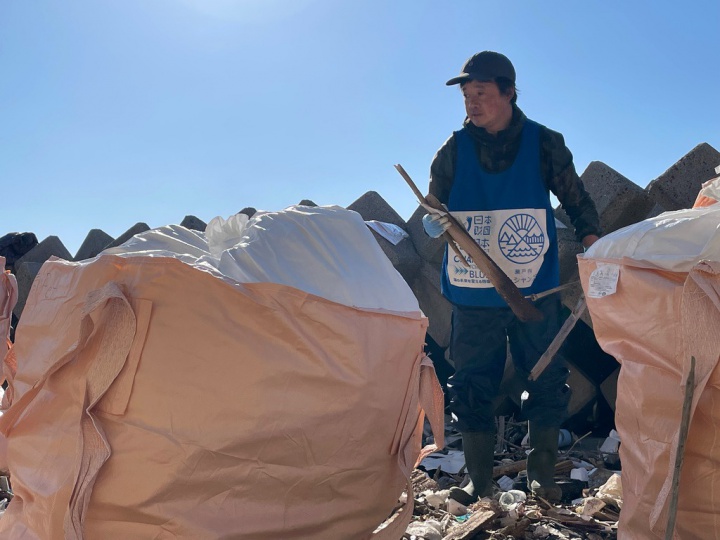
[463,105,526,142]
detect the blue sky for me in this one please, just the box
[2,0,719,255]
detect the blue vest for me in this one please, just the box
[441,119,559,307]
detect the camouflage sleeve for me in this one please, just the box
[541,127,602,241]
[428,134,456,205]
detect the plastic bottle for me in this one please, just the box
[498,489,527,511]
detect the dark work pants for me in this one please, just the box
[447,296,570,433]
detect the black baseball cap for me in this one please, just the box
[446,51,516,86]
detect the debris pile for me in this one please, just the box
[401,420,623,539]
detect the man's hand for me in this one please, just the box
[422,213,451,238]
[582,234,600,249]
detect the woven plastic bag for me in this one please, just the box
[580,203,720,539]
[0,207,444,539]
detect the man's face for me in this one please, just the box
[462,79,513,134]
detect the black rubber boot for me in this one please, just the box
[526,423,562,502]
[448,431,495,505]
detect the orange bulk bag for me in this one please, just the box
[580,203,720,539]
[0,207,444,539]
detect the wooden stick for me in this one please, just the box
[495,415,506,453]
[563,430,593,455]
[529,295,586,381]
[394,164,544,322]
[525,281,580,302]
[392,165,468,267]
[441,508,497,540]
[441,233,470,270]
[665,356,696,540]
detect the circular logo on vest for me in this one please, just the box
[498,213,545,263]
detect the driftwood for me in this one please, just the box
[545,508,607,531]
[441,507,498,540]
[392,164,468,268]
[529,295,587,381]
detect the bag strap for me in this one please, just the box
[370,476,415,540]
[0,282,139,540]
[649,262,720,536]
[372,354,446,540]
[0,266,17,328]
[0,266,18,392]
[64,283,139,539]
[0,282,133,436]
[416,354,446,462]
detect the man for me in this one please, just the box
[422,51,600,504]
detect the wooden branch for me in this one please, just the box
[563,430,593,455]
[492,459,528,479]
[529,295,586,381]
[441,508,498,540]
[665,356,696,540]
[391,164,467,266]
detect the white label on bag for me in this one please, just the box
[588,263,620,298]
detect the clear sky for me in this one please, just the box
[2,0,719,256]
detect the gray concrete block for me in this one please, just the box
[600,367,619,412]
[15,236,72,267]
[346,190,422,282]
[556,161,654,235]
[180,215,206,232]
[104,223,151,250]
[557,228,583,286]
[407,205,446,265]
[347,191,407,229]
[647,143,720,210]
[74,229,114,261]
[561,274,593,328]
[13,235,72,317]
[297,199,318,207]
[367,229,422,284]
[13,261,43,319]
[410,261,452,348]
[645,203,667,220]
[238,207,257,218]
[566,364,598,418]
[563,318,619,384]
[0,232,38,272]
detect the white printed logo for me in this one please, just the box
[498,213,545,264]
[447,208,548,290]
